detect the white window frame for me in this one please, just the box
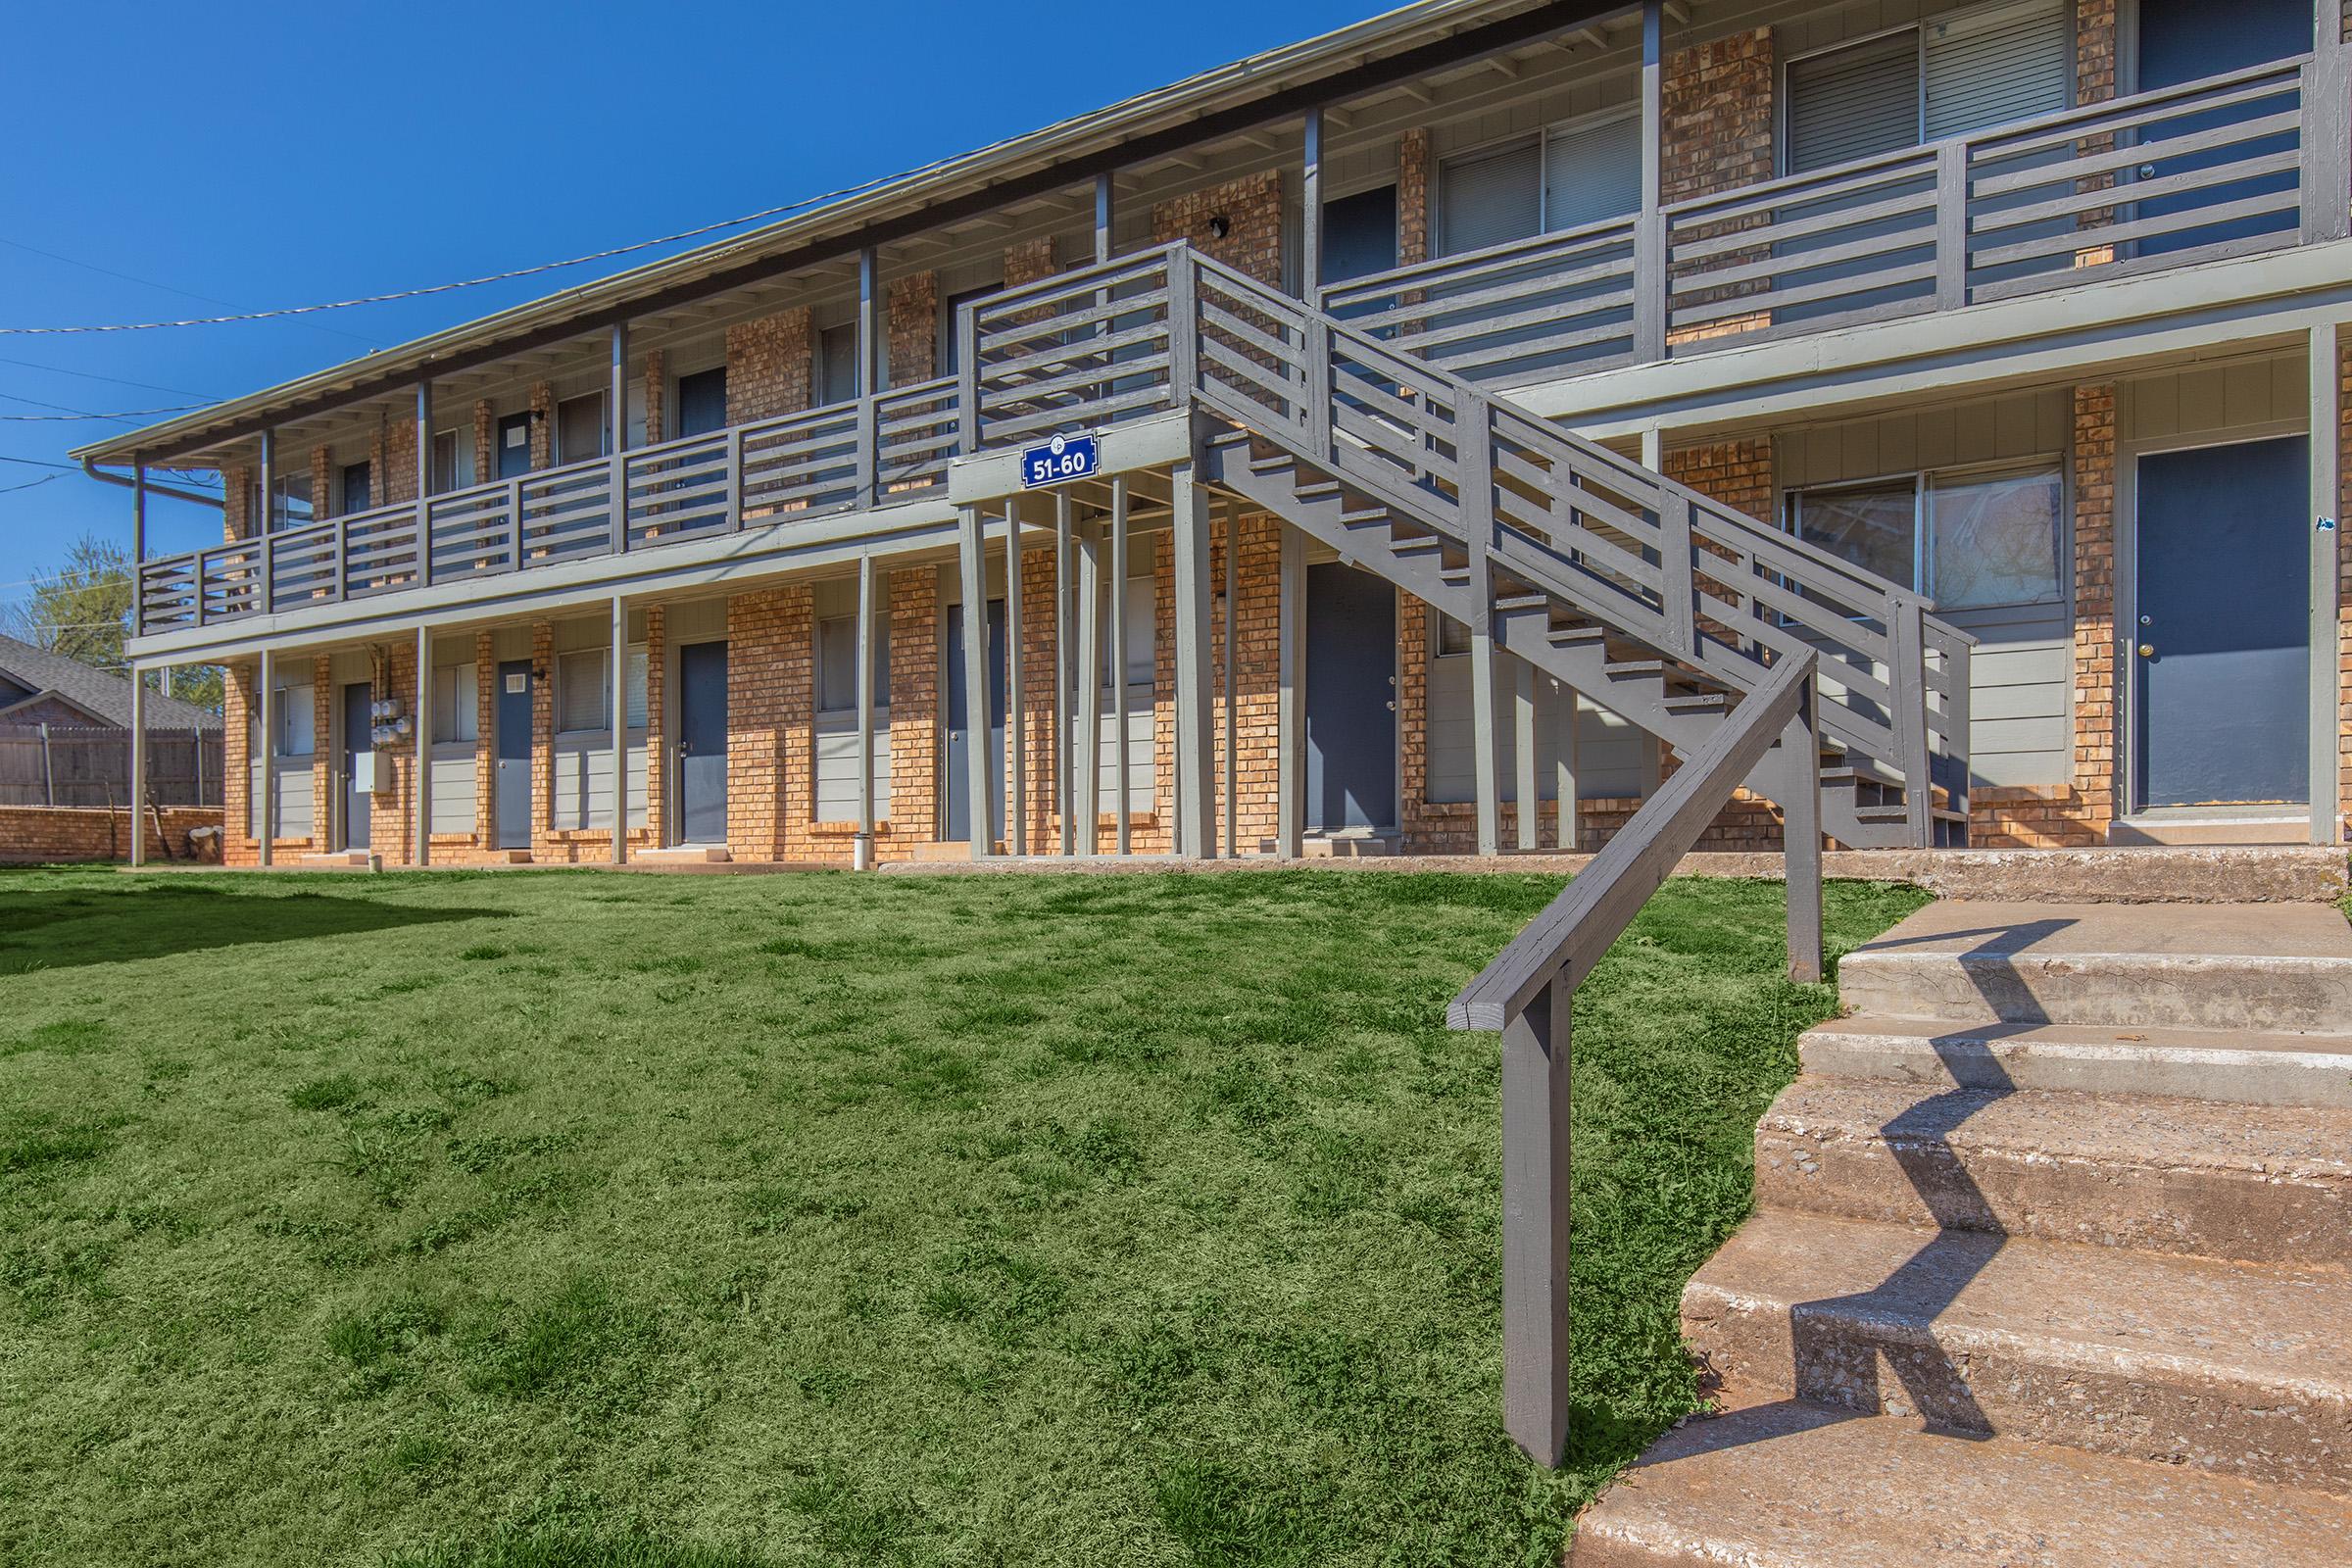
[814,612,891,717]
[1784,455,2068,612]
[555,645,650,736]
[432,662,479,745]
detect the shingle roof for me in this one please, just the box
[0,632,221,731]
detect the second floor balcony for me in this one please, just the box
[127,35,2350,644]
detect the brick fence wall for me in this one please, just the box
[0,805,222,864]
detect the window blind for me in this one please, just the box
[1787,31,1921,173]
[1543,112,1642,231]
[1441,139,1543,256]
[1924,0,2069,141]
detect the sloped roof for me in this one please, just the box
[0,633,221,731]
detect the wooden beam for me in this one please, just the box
[1075,518,1103,855]
[1111,476,1133,855]
[610,593,627,865]
[2314,321,2343,845]
[855,552,878,869]
[1515,658,1538,853]
[415,623,430,868]
[1008,503,1026,857]
[258,646,274,868]
[957,506,992,858]
[1171,450,1214,858]
[1277,521,1305,857]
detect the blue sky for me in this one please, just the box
[0,0,1370,619]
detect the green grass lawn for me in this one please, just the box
[0,864,1927,1567]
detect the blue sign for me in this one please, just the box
[1019,431,1100,489]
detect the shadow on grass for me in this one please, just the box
[0,884,503,975]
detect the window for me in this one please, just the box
[1433,612,1473,658]
[674,368,728,438]
[1784,0,2070,174]
[1786,461,2063,612]
[430,429,468,493]
[269,472,314,532]
[340,462,372,515]
[1438,111,1642,258]
[557,391,608,465]
[815,613,891,712]
[818,320,860,406]
[556,646,650,734]
[940,282,1004,376]
[275,683,315,755]
[432,662,479,744]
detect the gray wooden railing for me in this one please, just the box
[1323,53,2332,385]
[1446,649,1822,1467]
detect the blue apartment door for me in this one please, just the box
[944,599,1005,845]
[495,660,534,850]
[340,681,371,851]
[1304,564,1396,831]
[495,413,533,480]
[676,641,729,844]
[2133,436,2309,809]
[2132,0,2308,256]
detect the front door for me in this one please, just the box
[495,413,533,480]
[676,640,729,844]
[1305,564,1396,831]
[340,681,371,851]
[944,599,1006,845]
[495,659,534,850]
[2133,0,2307,257]
[2133,435,2310,809]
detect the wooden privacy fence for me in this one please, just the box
[0,724,222,808]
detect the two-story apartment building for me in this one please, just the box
[85,0,2352,868]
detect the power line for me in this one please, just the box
[0,352,220,401]
[0,236,382,348]
[0,403,208,421]
[0,473,59,498]
[0,138,1036,337]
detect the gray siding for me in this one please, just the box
[427,742,476,837]
[813,712,893,823]
[1424,651,1650,801]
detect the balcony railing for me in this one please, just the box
[1326,53,2332,381]
[134,54,2343,638]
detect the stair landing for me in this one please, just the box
[1575,894,2352,1564]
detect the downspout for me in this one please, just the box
[78,456,224,510]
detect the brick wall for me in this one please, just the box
[726,588,791,861]
[310,445,335,520]
[1396,129,1431,269]
[887,568,941,848]
[1152,170,1286,286]
[1017,538,1063,854]
[1660,28,1774,206]
[0,805,221,865]
[888,272,938,387]
[528,383,555,470]
[222,463,254,542]
[644,351,666,445]
[471,401,494,484]
[726,310,812,425]
[2076,0,2117,104]
[380,415,419,506]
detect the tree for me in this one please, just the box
[5,534,223,714]
[8,534,132,673]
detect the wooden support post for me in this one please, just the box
[1632,0,1667,363]
[257,647,274,868]
[1111,476,1133,855]
[258,428,275,605]
[1277,522,1305,858]
[128,667,146,868]
[414,382,434,587]
[1500,973,1571,1467]
[1514,659,1538,853]
[415,623,431,867]
[855,554,878,869]
[1172,449,1214,858]
[1556,682,1581,853]
[1223,509,1239,857]
[131,461,146,636]
[609,325,629,553]
[1471,557,1502,858]
[2314,321,2343,845]
[611,594,628,866]
[1075,518,1103,855]
[958,506,992,858]
[2307,14,2351,244]
[1054,491,1075,855]
[1095,172,1115,266]
[1007,506,1026,858]
[1640,424,1670,797]
[1301,107,1324,303]
[1781,675,1824,984]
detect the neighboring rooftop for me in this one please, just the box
[0,632,221,731]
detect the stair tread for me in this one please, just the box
[1688,1207,2352,1397]
[1575,1404,2352,1568]
[1849,901,2352,963]
[1766,1075,2352,1185]
[1805,1013,2352,1097]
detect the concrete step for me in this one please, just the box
[1836,901,2352,1031]
[1752,1077,2352,1263]
[634,844,732,864]
[1681,1209,2352,1494]
[1573,1403,2352,1567]
[1801,1014,2352,1108]
[2110,813,2312,847]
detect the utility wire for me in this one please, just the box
[0,403,208,421]
[0,138,1027,336]
[0,236,382,348]
[0,353,220,401]
[0,473,59,498]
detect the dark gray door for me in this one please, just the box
[675,368,729,438]
[495,413,533,480]
[495,660,533,850]
[1305,564,1396,831]
[340,681,371,851]
[944,599,1005,844]
[677,640,728,844]
[2134,436,2309,809]
[2133,0,2307,256]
